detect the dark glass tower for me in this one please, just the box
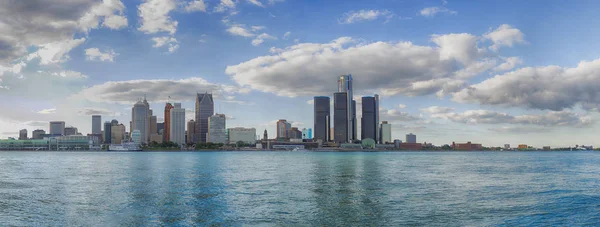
[361,96,377,141]
[104,121,112,144]
[334,92,348,143]
[195,92,214,143]
[313,96,330,142]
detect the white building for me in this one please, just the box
[49,121,65,135]
[208,114,227,144]
[170,103,186,146]
[132,99,149,144]
[380,121,392,144]
[228,127,256,145]
[131,130,142,145]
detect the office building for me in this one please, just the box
[338,75,356,141]
[333,92,348,143]
[276,119,292,139]
[302,128,308,139]
[228,127,256,145]
[49,121,65,136]
[91,115,101,135]
[64,126,78,136]
[452,142,483,151]
[208,114,227,144]
[103,121,112,144]
[150,115,157,135]
[157,122,164,135]
[307,128,312,139]
[170,103,186,145]
[18,129,27,140]
[131,130,142,145]
[380,121,392,144]
[164,103,174,142]
[111,124,126,144]
[361,96,379,141]
[132,98,150,144]
[32,129,45,140]
[187,120,195,144]
[150,134,163,143]
[195,92,214,143]
[313,96,330,142]
[405,133,416,144]
[287,127,302,139]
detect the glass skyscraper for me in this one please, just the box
[195,92,214,143]
[337,75,356,142]
[334,92,348,143]
[361,96,377,141]
[313,96,330,142]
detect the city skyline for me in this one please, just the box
[2,1,600,147]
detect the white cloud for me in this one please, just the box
[28,38,87,65]
[214,0,236,12]
[247,0,264,7]
[484,24,526,51]
[454,58,600,111]
[419,7,456,17]
[72,77,249,104]
[338,9,394,24]
[306,99,314,105]
[427,109,593,127]
[85,48,118,62]
[77,107,121,116]
[152,36,179,53]
[78,0,128,31]
[283,31,291,40]
[420,106,455,114]
[493,56,523,72]
[185,0,207,12]
[227,25,255,37]
[52,70,89,79]
[252,33,277,46]
[431,33,482,65]
[251,26,266,31]
[398,104,407,109]
[138,0,178,35]
[37,108,57,114]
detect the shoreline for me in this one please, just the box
[0,149,593,152]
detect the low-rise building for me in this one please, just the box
[228,127,256,145]
[400,142,422,150]
[453,142,483,151]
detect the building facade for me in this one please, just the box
[406,133,416,143]
[287,127,302,139]
[170,103,186,145]
[186,120,195,144]
[32,129,45,140]
[380,121,392,144]
[19,129,27,140]
[131,130,142,145]
[228,127,256,145]
[104,121,112,144]
[333,92,348,143]
[111,124,126,144]
[49,121,65,136]
[92,115,101,134]
[276,119,291,139]
[338,74,355,142]
[132,99,150,144]
[313,96,330,142]
[208,114,227,144]
[150,115,157,135]
[195,92,214,143]
[361,96,379,142]
[64,127,78,136]
[164,103,174,142]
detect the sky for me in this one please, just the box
[1,0,600,147]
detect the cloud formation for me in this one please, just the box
[85,48,118,62]
[484,24,526,51]
[338,10,393,24]
[419,7,456,17]
[425,108,593,127]
[152,36,179,53]
[138,0,178,35]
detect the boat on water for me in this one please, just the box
[108,142,142,151]
[292,147,308,152]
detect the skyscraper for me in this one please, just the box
[64,126,78,136]
[313,96,330,142]
[276,119,291,139]
[32,129,45,140]
[374,94,380,143]
[361,96,378,141]
[333,92,348,143]
[380,121,392,144]
[132,99,150,144]
[195,92,214,143]
[164,103,174,142]
[111,124,126,144]
[92,115,101,134]
[150,115,157,135]
[406,133,416,143]
[49,121,65,136]
[19,129,27,140]
[208,114,227,144]
[187,119,195,144]
[104,121,112,144]
[338,74,356,142]
[170,103,186,145]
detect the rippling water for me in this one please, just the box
[1,151,600,226]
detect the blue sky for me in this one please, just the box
[1,0,600,147]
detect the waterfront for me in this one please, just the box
[1,151,600,226]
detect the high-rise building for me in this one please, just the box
[92,115,101,134]
[64,126,78,136]
[170,103,186,145]
[111,124,126,144]
[111,119,119,126]
[338,74,356,142]
[361,96,378,141]
[131,130,141,145]
[302,128,308,139]
[32,129,45,140]
[49,121,65,136]
[287,127,302,139]
[333,92,348,143]
[380,121,392,144]
[150,116,157,135]
[208,114,227,144]
[263,129,268,140]
[276,119,291,139]
[104,121,112,144]
[132,98,150,144]
[19,129,27,140]
[187,120,195,144]
[195,92,214,143]
[307,128,312,139]
[157,122,164,135]
[164,103,174,142]
[406,133,416,144]
[313,96,330,142]
[374,94,380,142]
[228,127,256,145]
